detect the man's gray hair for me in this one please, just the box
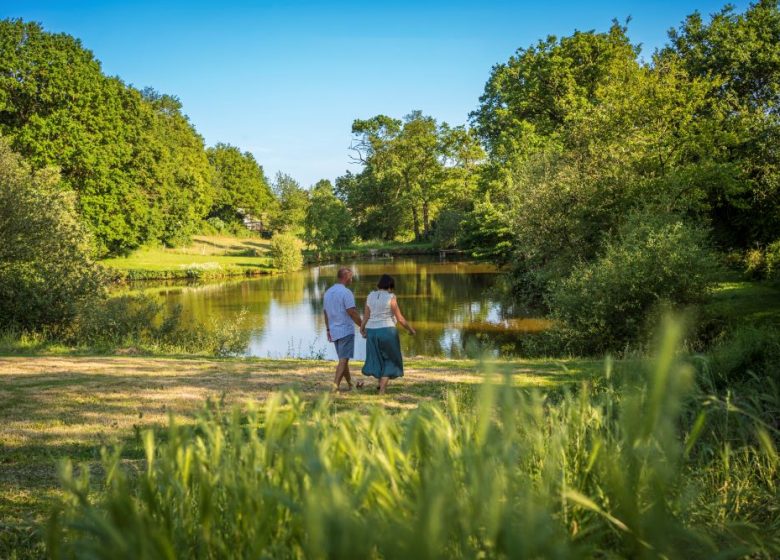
[337,267,352,280]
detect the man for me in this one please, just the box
[323,267,362,391]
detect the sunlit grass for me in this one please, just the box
[100,235,274,279]
[0,353,597,557]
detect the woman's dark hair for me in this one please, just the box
[377,274,395,290]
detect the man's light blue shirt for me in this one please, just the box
[323,283,357,341]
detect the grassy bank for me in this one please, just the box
[100,235,275,281]
[305,239,437,261]
[0,354,598,558]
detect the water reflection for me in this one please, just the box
[142,258,548,359]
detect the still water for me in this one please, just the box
[146,258,548,360]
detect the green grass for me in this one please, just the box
[38,326,780,558]
[0,354,597,558]
[308,239,436,258]
[708,279,780,327]
[101,235,275,281]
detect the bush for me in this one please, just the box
[0,140,105,331]
[765,240,780,281]
[744,248,766,279]
[69,294,250,356]
[548,213,720,354]
[270,232,304,272]
[205,216,227,233]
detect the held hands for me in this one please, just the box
[327,330,333,343]
[407,326,416,335]
[360,327,367,339]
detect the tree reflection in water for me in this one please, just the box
[142,258,548,359]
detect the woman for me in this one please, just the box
[360,274,416,394]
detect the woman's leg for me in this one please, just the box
[378,376,389,394]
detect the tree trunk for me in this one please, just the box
[422,200,430,238]
[412,206,421,241]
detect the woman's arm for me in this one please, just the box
[360,305,370,338]
[390,297,416,335]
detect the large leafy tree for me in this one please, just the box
[0,20,220,254]
[471,22,639,160]
[0,20,150,254]
[349,111,465,240]
[207,142,274,225]
[664,0,780,246]
[140,89,214,247]
[304,179,354,256]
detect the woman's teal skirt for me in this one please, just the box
[362,327,404,379]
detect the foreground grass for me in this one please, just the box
[100,235,275,281]
[0,354,599,558]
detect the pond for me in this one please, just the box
[141,257,549,360]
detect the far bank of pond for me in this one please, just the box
[126,257,550,360]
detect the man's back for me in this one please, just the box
[323,283,356,341]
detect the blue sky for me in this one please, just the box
[3,1,749,187]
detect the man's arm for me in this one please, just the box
[323,309,332,342]
[346,307,361,327]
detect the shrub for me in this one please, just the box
[0,140,105,332]
[744,248,766,279]
[548,213,720,354]
[765,240,780,281]
[205,216,227,233]
[270,232,304,272]
[69,294,250,356]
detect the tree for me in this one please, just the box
[304,179,354,256]
[664,0,780,246]
[471,22,639,160]
[207,143,274,226]
[270,172,309,234]
[140,89,214,247]
[0,20,152,254]
[0,138,105,330]
[349,111,467,240]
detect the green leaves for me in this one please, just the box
[0,21,217,255]
[0,138,105,330]
[304,179,353,255]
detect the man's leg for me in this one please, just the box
[334,358,348,390]
[343,360,353,387]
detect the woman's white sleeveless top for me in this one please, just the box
[365,290,396,329]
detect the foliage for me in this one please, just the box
[347,112,483,241]
[49,325,780,558]
[664,0,780,246]
[270,172,309,235]
[457,196,514,262]
[71,294,249,357]
[0,138,105,331]
[743,240,780,281]
[269,232,304,272]
[334,169,410,240]
[207,143,274,226]
[303,179,354,255]
[706,324,780,387]
[548,214,721,354]
[431,208,463,249]
[0,21,216,254]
